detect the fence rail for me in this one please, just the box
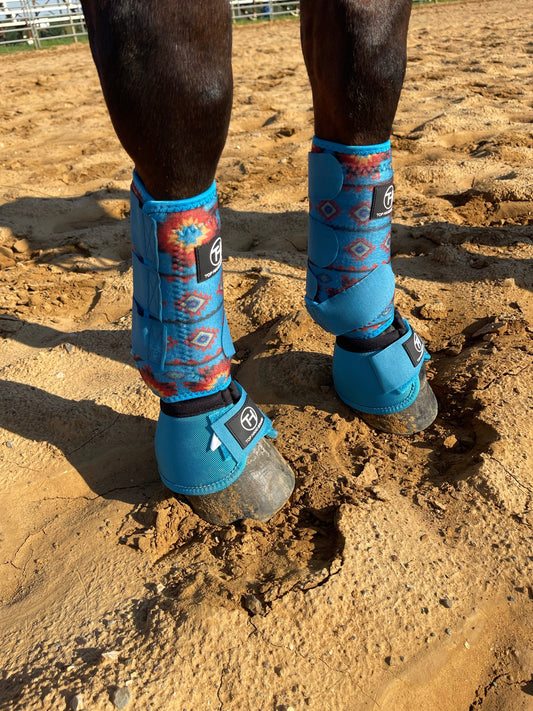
[0,1,85,47]
[0,0,436,50]
[0,1,300,48]
[231,1,300,21]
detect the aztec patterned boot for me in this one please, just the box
[305,137,437,434]
[130,173,294,524]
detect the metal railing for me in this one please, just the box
[1,0,440,50]
[230,1,299,21]
[0,1,86,48]
[0,1,300,48]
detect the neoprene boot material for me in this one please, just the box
[305,138,437,433]
[130,173,294,522]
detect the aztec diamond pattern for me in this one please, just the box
[317,200,341,222]
[131,176,232,402]
[317,272,332,284]
[177,291,211,317]
[348,203,371,224]
[346,238,375,261]
[380,232,391,254]
[186,328,218,352]
[308,140,395,338]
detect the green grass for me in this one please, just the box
[0,0,468,53]
[39,35,89,49]
[0,34,89,53]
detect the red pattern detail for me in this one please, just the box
[139,365,178,398]
[183,358,231,393]
[174,274,195,284]
[341,275,358,289]
[157,204,219,272]
[167,348,223,367]
[340,151,389,182]
[325,275,359,298]
[380,232,391,252]
[358,323,384,333]
[131,181,143,204]
[328,262,378,274]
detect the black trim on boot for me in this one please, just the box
[336,308,407,353]
[160,381,240,418]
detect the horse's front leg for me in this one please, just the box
[301,0,438,434]
[80,0,294,524]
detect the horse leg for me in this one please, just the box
[80,0,232,200]
[301,0,438,434]
[81,0,294,524]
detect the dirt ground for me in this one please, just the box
[1,1,532,709]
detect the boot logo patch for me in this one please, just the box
[240,406,259,432]
[225,396,264,449]
[195,235,222,282]
[370,181,394,220]
[210,237,222,269]
[384,184,395,211]
[403,331,425,366]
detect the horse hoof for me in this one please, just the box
[156,382,294,526]
[185,437,295,526]
[332,315,437,435]
[356,367,438,435]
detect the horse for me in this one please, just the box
[79,0,437,525]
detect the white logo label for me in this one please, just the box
[240,406,259,432]
[209,237,222,269]
[384,184,394,212]
[413,332,424,360]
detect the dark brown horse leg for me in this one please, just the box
[80,0,294,523]
[300,0,438,434]
[300,0,412,144]
[80,0,233,199]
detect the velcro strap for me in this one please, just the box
[222,312,236,359]
[308,218,339,268]
[370,323,426,393]
[308,152,343,202]
[131,303,167,371]
[130,193,159,267]
[132,252,163,320]
[305,267,318,302]
[305,262,395,336]
[210,387,274,463]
